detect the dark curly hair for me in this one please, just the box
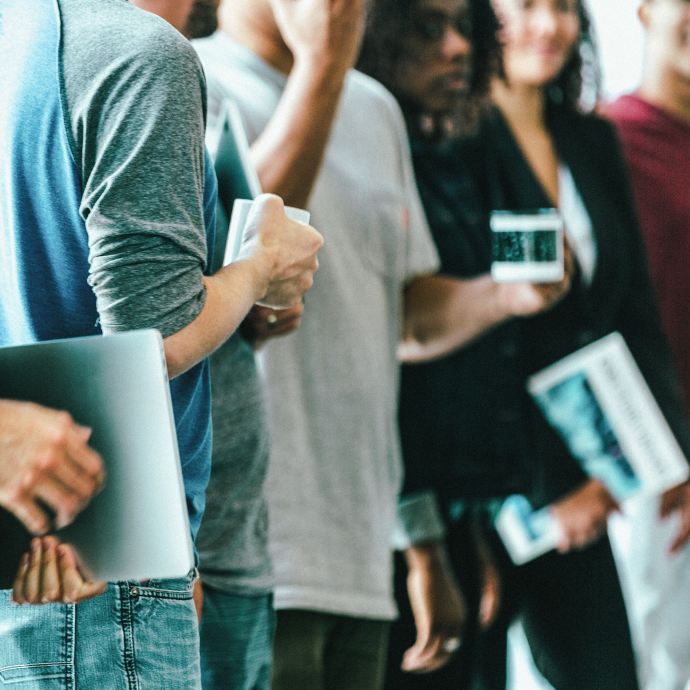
[545,1,601,111]
[185,0,219,40]
[357,0,502,138]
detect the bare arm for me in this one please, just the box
[246,0,365,207]
[400,269,572,363]
[660,482,690,553]
[402,541,467,673]
[164,194,322,378]
[401,245,574,363]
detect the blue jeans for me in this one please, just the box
[0,570,201,689]
[199,587,274,690]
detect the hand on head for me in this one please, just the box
[0,400,104,535]
[269,0,366,75]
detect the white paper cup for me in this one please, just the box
[223,199,311,266]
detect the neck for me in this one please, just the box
[638,61,690,126]
[491,78,547,132]
[218,0,294,75]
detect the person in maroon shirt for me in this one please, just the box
[608,0,690,416]
[606,2,690,689]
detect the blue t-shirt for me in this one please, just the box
[0,0,217,540]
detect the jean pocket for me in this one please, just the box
[0,592,74,686]
[130,568,197,600]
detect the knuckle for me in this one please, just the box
[37,450,59,472]
[63,495,81,517]
[20,468,39,489]
[53,411,73,436]
[82,476,98,499]
[42,587,60,602]
[5,483,24,505]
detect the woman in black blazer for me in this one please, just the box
[361,0,690,688]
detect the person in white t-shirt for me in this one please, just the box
[192,0,508,687]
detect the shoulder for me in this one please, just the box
[340,71,410,153]
[192,33,285,143]
[603,94,649,126]
[345,71,406,125]
[347,70,400,109]
[60,0,204,106]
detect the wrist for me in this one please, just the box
[489,278,517,323]
[291,53,350,93]
[238,254,272,304]
[405,541,447,571]
[212,253,270,306]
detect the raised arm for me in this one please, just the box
[242,0,365,206]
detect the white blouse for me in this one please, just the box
[558,165,597,285]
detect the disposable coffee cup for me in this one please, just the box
[490,209,564,283]
[223,198,311,266]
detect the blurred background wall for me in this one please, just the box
[589,0,644,100]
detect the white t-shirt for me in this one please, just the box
[194,32,440,620]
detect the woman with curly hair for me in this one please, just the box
[359,1,690,688]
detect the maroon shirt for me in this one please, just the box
[607,94,690,414]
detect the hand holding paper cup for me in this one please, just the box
[223,195,322,310]
[224,198,311,266]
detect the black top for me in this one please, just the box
[399,104,690,510]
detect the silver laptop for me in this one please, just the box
[0,330,194,583]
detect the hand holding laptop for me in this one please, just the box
[11,536,106,605]
[0,400,104,535]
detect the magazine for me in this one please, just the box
[496,332,689,564]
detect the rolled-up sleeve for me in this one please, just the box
[74,31,209,337]
[393,490,447,550]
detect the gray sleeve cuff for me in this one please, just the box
[392,491,447,550]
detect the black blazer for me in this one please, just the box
[399,104,690,509]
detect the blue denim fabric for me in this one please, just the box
[199,587,274,690]
[0,571,201,688]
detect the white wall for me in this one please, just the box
[587,0,646,99]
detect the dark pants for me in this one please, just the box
[385,517,639,690]
[272,609,390,690]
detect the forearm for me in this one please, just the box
[163,191,322,377]
[400,274,511,363]
[163,257,268,379]
[251,58,349,208]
